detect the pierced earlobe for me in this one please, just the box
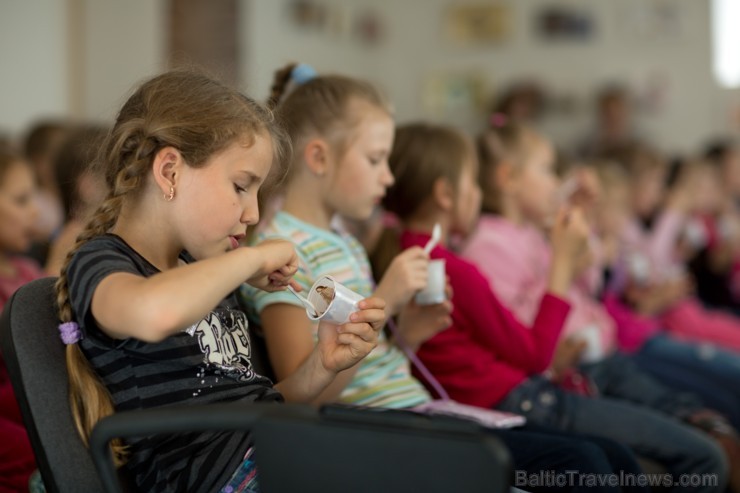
[164,186,175,202]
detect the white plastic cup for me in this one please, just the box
[306,275,364,324]
[576,324,604,364]
[415,259,447,306]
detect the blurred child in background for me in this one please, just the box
[45,125,108,275]
[0,150,42,492]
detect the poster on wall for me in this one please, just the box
[422,70,488,124]
[534,4,595,41]
[614,0,684,41]
[445,3,511,45]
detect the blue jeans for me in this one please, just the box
[633,334,740,428]
[495,424,648,493]
[498,358,728,493]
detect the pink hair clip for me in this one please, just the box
[490,112,508,128]
[59,322,82,345]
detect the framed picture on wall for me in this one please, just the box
[534,5,594,41]
[445,3,511,45]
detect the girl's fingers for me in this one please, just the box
[337,323,377,343]
[336,332,375,351]
[406,246,429,259]
[440,300,453,313]
[357,297,386,311]
[349,308,386,326]
[279,264,298,276]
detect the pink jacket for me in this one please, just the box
[618,210,687,287]
[462,215,617,360]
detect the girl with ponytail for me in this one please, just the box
[57,70,386,493]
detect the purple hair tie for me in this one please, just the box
[59,322,82,345]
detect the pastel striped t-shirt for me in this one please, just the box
[240,211,431,409]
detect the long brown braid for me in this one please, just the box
[55,70,289,462]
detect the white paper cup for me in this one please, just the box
[576,324,604,364]
[306,275,364,324]
[415,259,447,306]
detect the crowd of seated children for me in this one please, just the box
[2,68,740,493]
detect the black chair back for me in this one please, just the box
[0,277,104,492]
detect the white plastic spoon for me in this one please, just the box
[424,223,441,255]
[287,285,319,317]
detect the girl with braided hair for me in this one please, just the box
[56,70,386,493]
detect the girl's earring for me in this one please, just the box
[164,186,175,201]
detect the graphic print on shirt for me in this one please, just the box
[190,309,256,382]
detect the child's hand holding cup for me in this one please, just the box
[305,275,365,324]
[414,259,447,306]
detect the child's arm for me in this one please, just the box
[393,283,454,351]
[271,298,386,403]
[91,239,298,342]
[374,247,457,349]
[464,270,570,374]
[547,208,590,298]
[644,208,687,266]
[461,209,586,373]
[261,304,360,403]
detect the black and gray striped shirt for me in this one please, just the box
[67,234,282,492]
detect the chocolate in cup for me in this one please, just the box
[306,275,364,324]
[415,259,446,305]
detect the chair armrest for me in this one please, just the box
[89,402,305,493]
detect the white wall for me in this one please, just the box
[1,0,737,155]
[0,0,69,135]
[82,0,167,123]
[240,0,384,99]
[244,0,736,154]
[0,0,166,139]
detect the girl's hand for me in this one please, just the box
[549,207,590,295]
[246,238,300,292]
[551,207,590,262]
[572,242,596,280]
[316,297,386,374]
[550,336,587,382]
[374,247,430,316]
[567,167,601,211]
[396,301,453,351]
[395,280,453,350]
